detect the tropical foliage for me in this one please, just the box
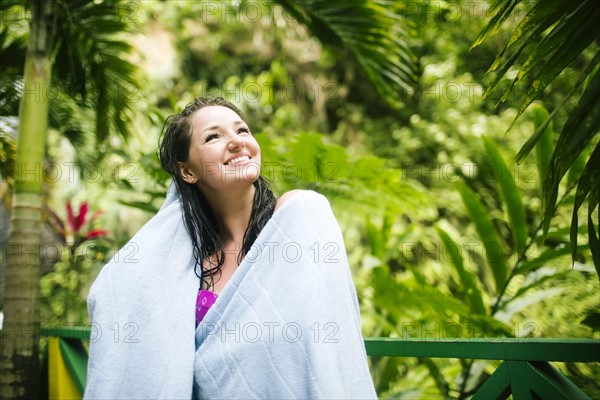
[472,0,600,274]
[0,0,598,398]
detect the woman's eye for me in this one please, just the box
[237,127,251,135]
[205,133,219,143]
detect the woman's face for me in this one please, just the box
[178,105,261,193]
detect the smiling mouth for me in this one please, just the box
[224,155,251,165]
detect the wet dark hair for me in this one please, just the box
[158,96,276,290]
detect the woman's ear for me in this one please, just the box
[178,161,198,184]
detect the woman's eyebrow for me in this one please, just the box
[201,121,246,134]
[201,125,219,134]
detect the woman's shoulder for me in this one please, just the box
[274,189,329,212]
[274,189,304,212]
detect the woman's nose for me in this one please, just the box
[227,133,244,151]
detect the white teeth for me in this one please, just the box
[226,156,249,165]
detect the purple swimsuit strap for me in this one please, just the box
[195,289,218,326]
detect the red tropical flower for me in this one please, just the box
[65,200,109,242]
[66,200,89,234]
[85,229,109,240]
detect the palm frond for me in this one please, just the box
[0,24,27,116]
[474,0,600,272]
[275,0,420,107]
[52,0,143,142]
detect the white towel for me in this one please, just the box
[84,185,376,399]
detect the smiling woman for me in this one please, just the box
[158,97,276,296]
[83,97,377,399]
[179,105,261,190]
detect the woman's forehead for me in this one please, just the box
[192,106,245,130]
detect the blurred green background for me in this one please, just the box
[1,1,598,398]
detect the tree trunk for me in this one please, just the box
[0,0,54,397]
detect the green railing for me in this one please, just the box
[365,337,599,399]
[41,327,600,399]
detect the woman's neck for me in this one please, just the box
[203,184,256,246]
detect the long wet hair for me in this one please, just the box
[158,97,276,290]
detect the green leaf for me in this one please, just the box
[496,287,563,320]
[483,137,528,254]
[543,68,600,237]
[477,0,600,150]
[515,49,600,162]
[484,0,572,82]
[539,224,588,244]
[276,0,420,106]
[588,168,600,278]
[471,0,520,49]
[258,132,425,218]
[570,144,599,264]
[422,359,449,399]
[456,181,507,294]
[366,217,385,260]
[52,0,143,143]
[587,211,599,276]
[531,104,554,197]
[567,147,589,189]
[118,200,159,214]
[514,3,600,120]
[118,179,134,190]
[483,37,533,101]
[503,0,570,50]
[504,268,571,309]
[516,245,580,275]
[436,228,486,315]
[512,2,590,83]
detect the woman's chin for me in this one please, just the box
[220,173,260,188]
[229,162,260,182]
